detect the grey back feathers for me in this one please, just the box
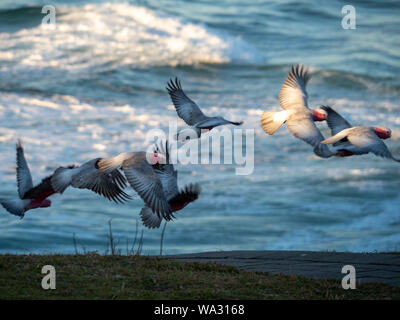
[122,158,172,219]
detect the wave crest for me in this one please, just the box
[0,2,263,73]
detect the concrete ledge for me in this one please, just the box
[165,250,400,286]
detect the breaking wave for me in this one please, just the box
[0,2,264,75]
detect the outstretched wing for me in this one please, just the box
[321,106,352,136]
[287,117,325,147]
[166,77,207,126]
[287,114,332,158]
[279,64,311,110]
[16,139,33,198]
[122,158,172,220]
[71,159,131,204]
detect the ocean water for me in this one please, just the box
[0,0,399,255]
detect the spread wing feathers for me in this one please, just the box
[320,106,352,137]
[279,64,311,110]
[348,130,400,161]
[140,206,163,229]
[286,118,325,147]
[123,161,172,219]
[16,139,33,198]
[71,166,132,204]
[22,175,55,201]
[166,77,207,126]
[261,110,288,135]
[169,183,201,209]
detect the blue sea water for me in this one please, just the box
[0,0,399,255]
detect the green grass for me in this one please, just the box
[0,253,399,300]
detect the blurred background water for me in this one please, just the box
[0,0,399,255]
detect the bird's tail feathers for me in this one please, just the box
[261,111,287,135]
[169,183,201,211]
[140,206,163,229]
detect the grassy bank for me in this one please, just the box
[0,253,399,299]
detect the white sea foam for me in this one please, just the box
[0,3,263,74]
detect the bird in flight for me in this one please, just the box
[1,140,57,218]
[320,106,399,162]
[166,77,243,142]
[139,140,200,228]
[260,64,331,158]
[96,147,174,221]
